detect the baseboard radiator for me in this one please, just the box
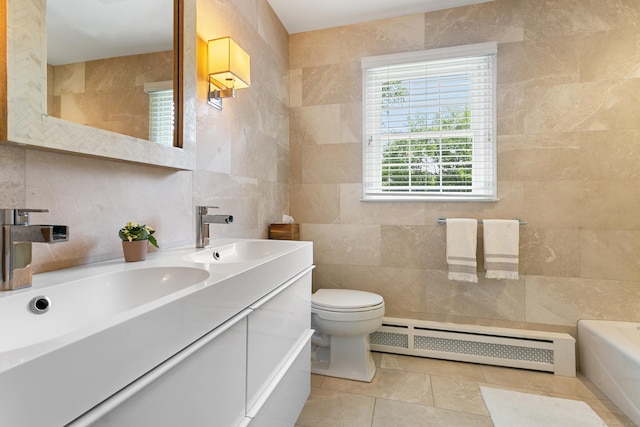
[369,317,576,377]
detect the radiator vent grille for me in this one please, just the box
[368,317,575,376]
[413,336,553,364]
[370,331,408,349]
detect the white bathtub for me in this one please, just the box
[578,320,640,426]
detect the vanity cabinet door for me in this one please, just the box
[88,314,248,427]
[246,270,312,418]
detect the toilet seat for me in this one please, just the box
[312,289,384,312]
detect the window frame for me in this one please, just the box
[361,42,498,202]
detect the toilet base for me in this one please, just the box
[310,334,376,382]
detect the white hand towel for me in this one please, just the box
[483,219,520,280]
[446,218,478,283]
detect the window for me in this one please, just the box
[362,42,497,201]
[144,81,175,146]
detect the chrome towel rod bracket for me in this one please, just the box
[437,217,527,225]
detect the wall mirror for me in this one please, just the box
[3,0,196,170]
[46,0,174,146]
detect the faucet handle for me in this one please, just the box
[196,206,219,215]
[15,209,49,225]
[0,209,49,225]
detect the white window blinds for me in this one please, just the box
[362,42,497,201]
[144,81,175,147]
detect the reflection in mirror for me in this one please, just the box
[46,0,176,146]
[5,0,194,169]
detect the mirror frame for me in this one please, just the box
[2,0,196,170]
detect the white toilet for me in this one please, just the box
[310,288,385,382]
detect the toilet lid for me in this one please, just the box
[312,289,384,310]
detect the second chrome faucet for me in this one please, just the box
[195,206,233,248]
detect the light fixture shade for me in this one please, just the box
[208,37,251,91]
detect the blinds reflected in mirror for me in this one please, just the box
[145,81,175,147]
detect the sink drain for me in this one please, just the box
[29,296,51,314]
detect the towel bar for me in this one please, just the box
[437,217,527,225]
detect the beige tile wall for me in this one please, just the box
[289,0,640,332]
[47,51,173,140]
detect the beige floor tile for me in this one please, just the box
[371,398,493,427]
[380,353,485,382]
[477,382,551,397]
[298,355,629,426]
[311,374,326,388]
[296,387,375,427]
[321,368,434,406]
[431,375,489,416]
[480,365,602,399]
[372,351,383,367]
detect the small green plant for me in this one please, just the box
[118,221,159,248]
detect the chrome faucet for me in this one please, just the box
[195,206,233,248]
[1,209,69,291]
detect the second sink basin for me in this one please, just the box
[185,239,296,264]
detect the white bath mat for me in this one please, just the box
[480,386,607,427]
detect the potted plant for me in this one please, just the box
[118,221,159,262]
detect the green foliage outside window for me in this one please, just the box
[379,81,473,192]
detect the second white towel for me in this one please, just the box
[483,219,520,280]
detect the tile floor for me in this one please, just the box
[296,352,635,426]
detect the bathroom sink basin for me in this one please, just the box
[0,266,209,352]
[185,239,296,264]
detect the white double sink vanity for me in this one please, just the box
[0,239,313,427]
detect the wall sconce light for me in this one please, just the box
[207,37,251,110]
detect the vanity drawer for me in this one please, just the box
[248,331,312,426]
[246,270,311,412]
[85,314,248,427]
